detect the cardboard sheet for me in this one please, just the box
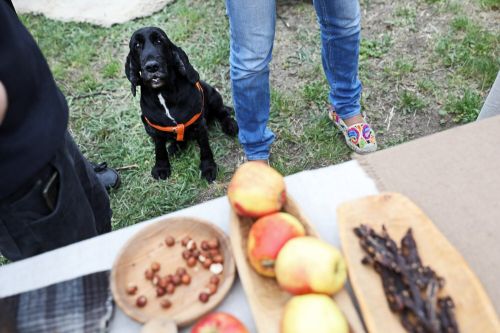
[356,115,500,313]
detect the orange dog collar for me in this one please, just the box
[144,81,204,141]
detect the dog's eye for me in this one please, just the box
[154,38,162,45]
[134,42,141,49]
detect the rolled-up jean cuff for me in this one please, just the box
[241,141,271,160]
[242,145,271,161]
[239,127,274,161]
[246,154,270,161]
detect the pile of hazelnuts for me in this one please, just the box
[126,234,225,310]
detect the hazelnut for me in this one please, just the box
[210,275,220,286]
[208,239,219,249]
[207,283,218,295]
[160,299,172,309]
[210,263,224,275]
[158,277,168,288]
[172,275,181,286]
[181,236,191,247]
[156,287,166,297]
[182,250,191,260]
[126,283,138,295]
[176,267,187,276]
[136,295,147,307]
[187,257,197,267]
[199,292,210,303]
[201,240,209,251]
[166,283,175,294]
[192,250,201,258]
[181,274,191,285]
[203,258,213,269]
[166,274,174,283]
[186,239,197,250]
[213,254,224,264]
[152,275,160,286]
[209,249,219,257]
[151,262,161,272]
[145,269,154,280]
[165,236,175,247]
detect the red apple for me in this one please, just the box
[247,212,306,277]
[192,312,249,333]
[228,162,286,218]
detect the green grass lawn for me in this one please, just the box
[16,0,499,233]
[17,0,351,232]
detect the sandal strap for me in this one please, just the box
[329,110,370,130]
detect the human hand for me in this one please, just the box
[0,81,7,126]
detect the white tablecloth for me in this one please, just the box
[0,160,378,332]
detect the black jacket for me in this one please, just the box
[0,0,68,199]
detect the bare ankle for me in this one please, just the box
[343,114,364,127]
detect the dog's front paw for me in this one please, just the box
[221,117,239,137]
[200,160,217,183]
[151,163,171,180]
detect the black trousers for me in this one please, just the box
[0,132,111,261]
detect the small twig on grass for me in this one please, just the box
[277,13,291,29]
[386,106,395,131]
[70,89,118,100]
[115,164,139,171]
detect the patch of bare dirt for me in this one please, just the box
[269,0,499,148]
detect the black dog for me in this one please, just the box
[125,27,238,182]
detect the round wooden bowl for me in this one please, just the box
[111,217,236,326]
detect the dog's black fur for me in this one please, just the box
[125,27,238,182]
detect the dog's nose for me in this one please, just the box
[145,61,160,73]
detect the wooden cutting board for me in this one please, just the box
[230,195,366,333]
[337,192,500,333]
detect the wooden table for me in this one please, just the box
[0,160,378,332]
[2,116,499,331]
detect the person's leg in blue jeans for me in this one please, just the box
[226,0,276,161]
[313,0,377,153]
[314,0,362,120]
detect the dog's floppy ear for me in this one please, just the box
[125,52,140,97]
[172,46,200,84]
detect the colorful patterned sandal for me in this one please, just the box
[328,108,377,154]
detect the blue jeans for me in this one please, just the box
[227,0,362,160]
